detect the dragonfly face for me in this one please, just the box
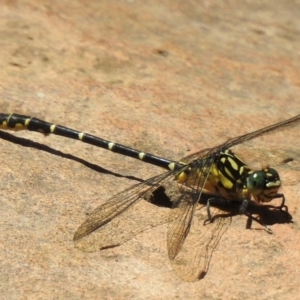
[246,167,281,203]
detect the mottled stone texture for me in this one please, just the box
[0,1,300,299]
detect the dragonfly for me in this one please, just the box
[0,113,298,281]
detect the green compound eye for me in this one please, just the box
[247,168,281,196]
[247,171,267,195]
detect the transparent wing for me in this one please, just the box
[180,114,300,166]
[167,156,215,263]
[167,192,198,261]
[74,152,217,259]
[179,147,213,165]
[220,114,300,149]
[170,205,231,282]
[73,170,176,251]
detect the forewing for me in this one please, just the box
[179,147,213,165]
[220,114,300,149]
[180,114,300,171]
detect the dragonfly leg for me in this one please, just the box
[204,197,230,225]
[265,193,290,222]
[239,199,248,213]
[239,199,273,233]
[275,193,287,211]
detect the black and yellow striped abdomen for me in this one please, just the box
[0,113,183,171]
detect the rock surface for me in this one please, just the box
[0,1,300,299]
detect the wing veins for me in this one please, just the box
[167,157,214,260]
[74,170,175,241]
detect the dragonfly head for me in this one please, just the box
[246,167,281,203]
